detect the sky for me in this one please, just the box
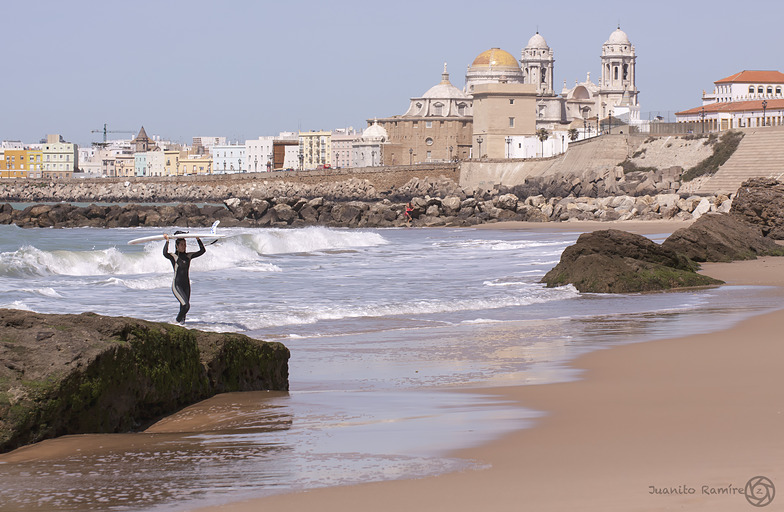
[2,0,784,147]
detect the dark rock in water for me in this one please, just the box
[661,212,784,262]
[0,310,289,453]
[730,177,784,239]
[541,229,723,293]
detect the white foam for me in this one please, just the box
[247,227,388,255]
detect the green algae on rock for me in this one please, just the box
[0,310,289,453]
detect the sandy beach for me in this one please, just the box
[197,225,784,512]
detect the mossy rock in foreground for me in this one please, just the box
[0,310,289,453]
[542,229,723,293]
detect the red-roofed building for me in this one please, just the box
[675,70,784,131]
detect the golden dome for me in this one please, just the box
[471,48,519,68]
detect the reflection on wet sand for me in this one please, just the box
[0,391,293,511]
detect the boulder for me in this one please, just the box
[0,310,289,453]
[730,177,784,239]
[542,229,723,293]
[661,212,784,262]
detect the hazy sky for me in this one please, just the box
[3,0,783,147]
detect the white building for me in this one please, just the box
[146,149,165,177]
[211,143,246,173]
[331,128,359,169]
[245,137,274,172]
[352,122,387,168]
[675,70,784,131]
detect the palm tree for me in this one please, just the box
[536,128,550,157]
[568,128,579,141]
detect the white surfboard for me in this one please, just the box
[128,221,228,245]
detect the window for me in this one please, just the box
[749,85,755,94]
[614,66,619,80]
[426,137,434,146]
[509,117,515,128]
[767,87,773,95]
[426,121,432,128]
[778,87,782,95]
[509,99,514,105]
[758,86,764,94]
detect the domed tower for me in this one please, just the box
[521,32,554,95]
[464,48,523,94]
[599,26,638,109]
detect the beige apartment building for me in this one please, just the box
[299,131,331,169]
[471,83,537,158]
[179,155,212,175]
[115,155,136,177]
[42,134,78,179]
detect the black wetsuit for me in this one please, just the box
[163,238,206,323]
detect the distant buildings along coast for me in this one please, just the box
[3,26,782,180]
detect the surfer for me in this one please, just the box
[163,233,206,323]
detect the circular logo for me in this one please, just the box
[745,476,775,507]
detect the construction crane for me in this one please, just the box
[91,123,136,145]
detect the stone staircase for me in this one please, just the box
[697,127,784,195]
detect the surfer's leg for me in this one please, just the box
[172,280,190,322]
[177,303,190,323]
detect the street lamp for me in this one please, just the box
[762,100,768,127]
[505,136,511,159]
[477,136,483,159]
[700,107,705,134]
[608,109,613,134]
[409,148,413,165]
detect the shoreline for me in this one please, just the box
[198,255,784,511]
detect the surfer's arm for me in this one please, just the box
[163,240,175,263]
[191,238,206,259]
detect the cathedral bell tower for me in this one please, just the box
[599,26,638,108]
[521,32,555,96]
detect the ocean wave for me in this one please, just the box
[0,301,33,311]
[245,226,388,255]
[222,284,580,330]
[19,287,63,298]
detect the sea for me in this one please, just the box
[0,221,779,511]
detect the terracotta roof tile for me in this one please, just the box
[675,98,784,116]
[715,70,784,84]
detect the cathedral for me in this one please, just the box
[371,27,640,163]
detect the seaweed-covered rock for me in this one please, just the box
[541,229,723,293]
[0,310,289,453]
[661,212,784,262]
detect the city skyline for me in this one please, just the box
[2,0,783,147]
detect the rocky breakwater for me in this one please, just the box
[542,211,784,293]
[0,188,735,230]
[0,310,289,453]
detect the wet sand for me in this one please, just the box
[199,253,784,511]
